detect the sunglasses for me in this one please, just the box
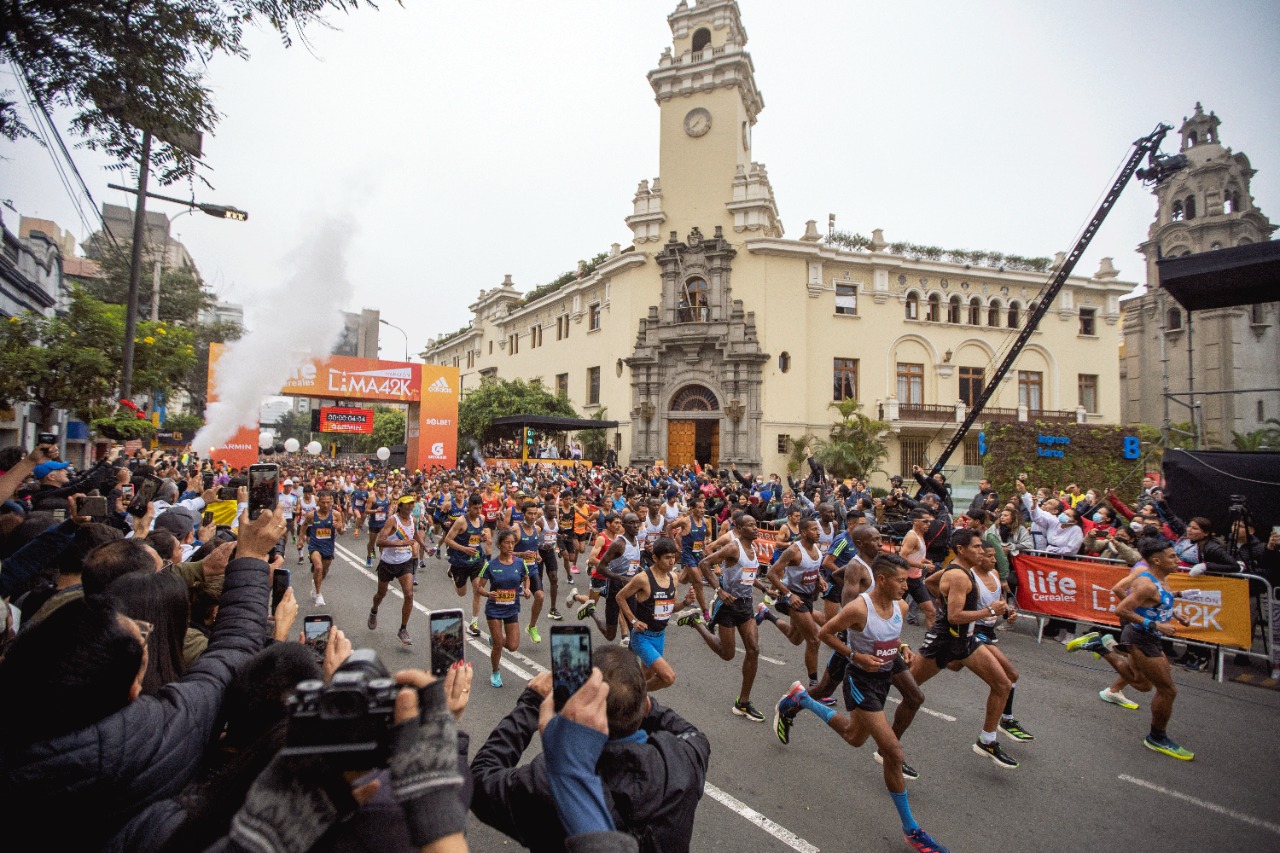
[131,618,154,644]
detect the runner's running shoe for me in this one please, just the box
[999,717,1035,741]
[621,636,630,648]
[577,602,596,620]
[368,609,378,630]
[1065,631,1102,654]
[548,608,564,621]
[466,618,481,637]
[490,672,503,688]
[676,610,703,628]
[315,593,326,607]
[773,681,807,744]
[1144,734,1194,760]
[527,625,541,643]
[754,603,772,625]
[398,627,412,646]
[1099,688,1139,709]
[364,555,371,567]
[874,751,921,780]
[904,827,949,853]
[566,590,580,609]
[972,738,1019,768]
[732,698,765,722]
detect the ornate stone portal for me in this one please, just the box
[626,226,768,468]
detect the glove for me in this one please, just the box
[1188,563,1207,576]
[228,754,357,853]
[388,679,466,847]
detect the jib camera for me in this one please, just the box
[283,649,399,769]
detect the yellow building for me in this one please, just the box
[422,0,1133,486]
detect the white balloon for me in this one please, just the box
[376,446,391,461]
[306,441,322,456]
[258,431,273,449]
[284,438,301,453]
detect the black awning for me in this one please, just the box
[490,415,620,431]
[1157,240,1280,311]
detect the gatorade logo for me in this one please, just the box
[427,376,452,393]
[429,442,446,458]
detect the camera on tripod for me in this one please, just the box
[282,649,400,769]
[1229,494,1248,514]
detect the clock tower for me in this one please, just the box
[628,0,781,245]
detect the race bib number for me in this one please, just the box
[468,535,481,547]
[741,567,757,585]
[492,588,517,604]
[628,559,641,576]
[654,600,675,620]
[373,512,387,523]
[314,528,332,540]
[692,541,704,554]
[873,639,899,664]
[543,532,557,546]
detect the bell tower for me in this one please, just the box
[628,0,781,246]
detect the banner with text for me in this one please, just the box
[1012,554,1252,650]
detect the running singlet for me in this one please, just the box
[783,542,823,596]
[367,498,391,530]
[639,517,666,550]
[936,563,981,638]
[299,496,318,518]
[308,511,336,558]
[901,535,926,579]
[972,566,1003,628]
[448,517,486,566]
[538,516,559,550]
[662,501,681,525]
[352,489,368,511]
[607,535,643,581]
[573,505,592,535]
[848,591,903,673]
[1132,570,1175,631]
[482,496,501,523]
[516,524,541,560]
[481,558,528,618]
[634,567,677,632]
[681,518,708,567]
[817,521,836,555]
[382,516,415,565]
[772,524,800,565]
[278,492,298,521]
[720,535,760,599]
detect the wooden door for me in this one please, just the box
[709,426,720,469]
[667,420,696,468]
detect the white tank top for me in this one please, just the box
[609,535,643,578]
[382,515,416,565]
[721,533,760,598]
[818,521,836,555]
[783,542,823,595]
[663,501,681,523]
[538,515,558,548]
[972,566,1002,626]
[640,517,666,547]
[849,591,904,673]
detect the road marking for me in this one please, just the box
[334,541,820,851]
[702,783,821,853]
[736,646,787,667]
[1118,775,1280,836]
[885,695,957,723]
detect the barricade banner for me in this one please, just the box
[1012,554,1252,649]
[753,528,779,562]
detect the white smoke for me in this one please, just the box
[193,218,352,452]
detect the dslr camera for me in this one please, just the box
[283,649,400,769]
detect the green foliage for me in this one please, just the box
[273,410,319,446]
[813,399,891,480]
[823,233,1050,272]
[88,243,215,325]
[458,377,578,443]
[1231,420,1280,451]
[91,411,156,440]
[981,422,1151,505]
[364,407,407,453]
[520,252,611,306]
[1166,420,1199,450]
[577,407,610,463]
[784,434,819,476]
[163,412,204,433]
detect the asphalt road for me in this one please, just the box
[291,531,1280,852]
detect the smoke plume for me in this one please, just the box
[193,218,351,452]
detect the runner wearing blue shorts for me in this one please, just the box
[616,536,681,691]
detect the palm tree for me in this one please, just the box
[815,399,891,480]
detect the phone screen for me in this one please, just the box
[248,464,280,520]
[271,569,290,609]
[303,616,332,659]
[551,627,592,710]
[127,475,161,517]
[429,610,464,676]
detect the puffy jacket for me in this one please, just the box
[471,688,710,853]
[0,556,269,851]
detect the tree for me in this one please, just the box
[86,242,215,325]
[1231,421,1280,452]
[813,399,890,480]
[363,406,406,453]
[784,434,819,476]
[457,377,577,444]
[163,412,204,433]
[1,0,382,184]
[577,408,610,463]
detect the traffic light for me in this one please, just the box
[525,428,535,446]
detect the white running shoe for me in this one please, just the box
[315,593,326,607]
[1099,688,1139,710]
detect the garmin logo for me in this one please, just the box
[224,443,255,451]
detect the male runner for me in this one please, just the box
[759,517,826,685]
[443,493,492,636]
[369,494,421,645]
[364,483,391,567]
[898,508,938,628]
[277,478,298,554]
[298,489,345,607]
[350,481,368,539]
[584,512,642,645]
[615,535,681,691]
[820,510,867,623]
[295,485,318,564]
[567,513,622,620]
[1067,538,1195,759]
[514,502,548,643]
[773,556,949,853]
[669,495,713,616]
[536,500,565,620]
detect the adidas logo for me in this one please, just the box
[427,376,453,393]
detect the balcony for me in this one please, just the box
[897,403,954,423]
[881,397,1084,430]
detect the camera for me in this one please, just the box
[283,649,400,769]
[1229,494,1247,513]
[217,486,238,501]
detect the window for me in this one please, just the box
[833,358,859,401]
[1078,374,1098,413]
[959,366,984,407]
[1079,308,1097,336]
[691,26,711,52]
[1171,200,1184,221]
[899,437,929,478]
[988,300,1002,327]
[530,324,542,348]
[466,351,475,369]
[968,297,982,326]
[778,351,791,373]
[488,341,493,355]
[926,293,941,322]
[963,436,981,466]
[452,356,459,368]
[678,277,709,322]
[508,333,519,354]
[835,283,857,315]
[905,292,919,320]
[1007,301,1022,327]
[1185,195,1196,219]
[777,434,791,454]
[1166,307,1183,331]
[588,303,601,331]
[1018,370,1043,412]
[947,295,961,324]
[896,362,923,405]
[556,372,568,397]
[1258,400,1265,421]
[586,366,600,405]
[556,315,570,340]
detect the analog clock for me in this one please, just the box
[684,107,711,138]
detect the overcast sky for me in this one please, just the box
[4,0,1278,360]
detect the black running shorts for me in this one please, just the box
[919,628,979,668]
[376,559,414,583]
[1120,623,1165,659]
[844,668,893,713]
[709,595,754,629]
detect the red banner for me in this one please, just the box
[1012,554,1253,650]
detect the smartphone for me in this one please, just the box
[202,471,214,490]
[271,568,290,610]
[37,432,58,446]
[127,474,162,517]
[429,608,465,676]
[248,464,280,520]
[550,625,592,710]
[79,496,108,518]
[303,615,333,661]
[202,510,214,527]
[217,486,238,502]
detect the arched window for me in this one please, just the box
[677,276,709,322]
[968,297,982,325]
[1185,195,1196,219]
[905,292,919,320]
[670,384,718,412]
[1166,307,1183,331]
[1171,200,1184,221]
[988,300,1002,327]
[1187,131,1198,147]
[691,27,711,52]
[1007,301,1022,327]
[926,293,942,322]
[947,295,962,324]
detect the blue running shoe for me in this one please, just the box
[904,827,948,852]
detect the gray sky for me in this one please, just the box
[4,0,1278,359]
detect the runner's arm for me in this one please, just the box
[696,541,737,589]
[1114,577,1178,634]
[597,540,628,584]
[943,571,1000,625]
[614,574,649,630]
[441,517,472,555]
[766,544,797,599]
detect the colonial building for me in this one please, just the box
[422,0,1136,483]
[1121,104,1278,443]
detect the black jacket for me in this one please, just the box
[22,460,123,514]
[471,688,710,853]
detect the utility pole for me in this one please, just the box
[120,131,152,400]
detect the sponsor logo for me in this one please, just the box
[327,367,414,398]
[427,376,453,393]
[429,442,446,458]
[222,443,255,451]
[1024,568,1077,603]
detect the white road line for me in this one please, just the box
[1118,775,1280,836]
[334,541,819,851]
[702,783,820,853]
[884,695,957,723]
[735,646,787,667]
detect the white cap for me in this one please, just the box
[283,479,294,486]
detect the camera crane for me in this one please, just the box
[927,123,1188,479]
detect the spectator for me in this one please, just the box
[106,569,191,695]
[1016,479,1083,556]
[968,478,999,514]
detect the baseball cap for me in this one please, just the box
[283,478,294,486]
[34,460,71,480]
[153,507,196,538]
[397,495,416,504]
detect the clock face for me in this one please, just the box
[684,107,711,138]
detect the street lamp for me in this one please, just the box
[380,318,410,361]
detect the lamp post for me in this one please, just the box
[380,318,410,361]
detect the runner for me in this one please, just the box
[364,483,391,567]
[298,489,345,607]
[277,478,298,554]
[773,555,949,853]
[669,495,713,617]
[476,528,532,688]
[759,517,826,686]
[1066,538,1195,760]
[295,485,318,564]
[567,513,622,619]
[514,502,547,643]
[368,494,421,645]
[820,510,866,624]
[536,500,565,621]
[907,528,1019,769]
[350,480,368,539]
[898,509,938,629]
[584,512,643,646]
[615,535,681,691]
[558,493,579,579]
[443,493,492,637]
[678,512,769,722]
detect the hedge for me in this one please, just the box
[981,422,1160,505]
